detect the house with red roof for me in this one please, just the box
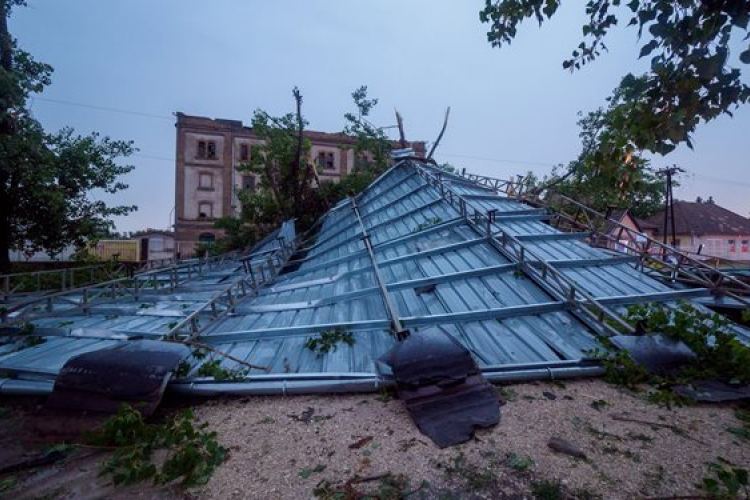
[639,198,750,262]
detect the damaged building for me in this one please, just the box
[2,158,750,446]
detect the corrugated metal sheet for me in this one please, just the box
[1,160,748,394]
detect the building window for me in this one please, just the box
[729,239,737,253]
[316,151,335,170]
[150,237,164,252]
[197,140,217,159]
[743,240,749,253]
[242,175,256,192]
[199,233,215,243]
[199,172,213,190]
[240,144,249,161]
[198,202,213,219]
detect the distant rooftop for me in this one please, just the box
[643,200,750,236]
[174,112,426,152]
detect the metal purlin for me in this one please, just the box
[411,162,636,337]
[460,169,750,308]
[350,196,407,339]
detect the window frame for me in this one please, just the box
[198,202,213,219]
[241,175,256,192]
[316,151,336,170]
[198,172,214,190]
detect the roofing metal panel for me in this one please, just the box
[3,159,748,395]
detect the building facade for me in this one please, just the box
[129,230,175,263]
[602,209,649,254]
[640,199,750,262]
[174,112,425,256]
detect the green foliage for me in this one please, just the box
[412,217,443,233]
[506,452,535,471]
[589,346,649,390]
[593,301,750,404]
[86,404,227,487]
[625,301,750,384]
[480,1,750,156]
[0,3,136,270]
[727,408,750,442]
[436,452,497,491]
[313,473,414,500]
[343,85,392,173]
[8,321,46,350]
[215,85,392,253]
[196,359,248,382]
[529,479,565,500]
[305,330,355,356]
[590,399,609,412]
[645,387,693,409]
[0,476,16,495]
[298,464,326,479]
[495,385,519,402]
[176,348,247,381]
[480,1,750,209]
[701,459,749,500]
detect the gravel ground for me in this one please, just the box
[193,379,750,500]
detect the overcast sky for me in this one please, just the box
[12,1,750,232]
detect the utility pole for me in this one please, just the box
[656,165,684,256]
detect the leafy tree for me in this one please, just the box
[215,86,394,252]
[546,93,667,217]
[480,0,750,194]
[0,0,136,271]
[343,85,392,173]
[232,87,323,234]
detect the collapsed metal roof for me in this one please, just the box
[1,159,748,396]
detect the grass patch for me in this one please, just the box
[506,452,535,471]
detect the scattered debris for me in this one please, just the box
[289,407,316,424]
[45,340,190,418]
[542,391,557,400]
[386,328,499,448]
[609,333,696,375]
[609,413,707,445]
[547,437,587,460]
[348,436,374,450]
[671,380,750,403]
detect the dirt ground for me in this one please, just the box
[2,379,749,500]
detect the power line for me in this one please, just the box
[32,96,174,121]
[691,173,750,189]
[440,152,556,168]
[28,95,750,188]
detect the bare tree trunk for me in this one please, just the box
[395,109,406,149]
[427,107,450,160]
[291,87,304,218]
[262,159,283,208]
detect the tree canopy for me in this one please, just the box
[480,1,750,207]
[207,86,393,255]
[0,0,136,270]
